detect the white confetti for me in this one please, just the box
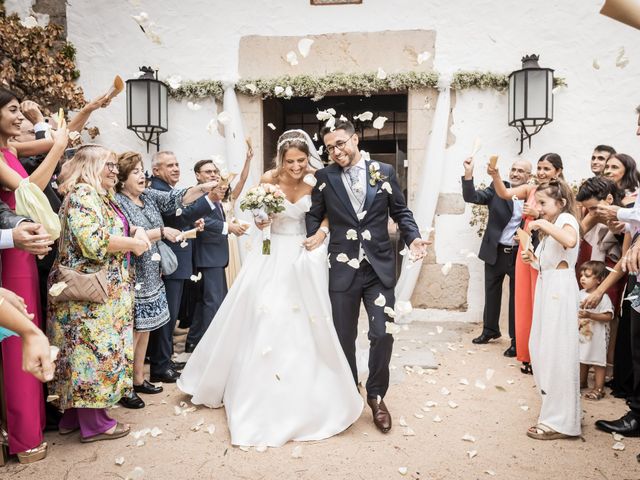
[398,467,408,476]
[261,346,272,356]
[267,123,276,130]
[475,379,487,390]
[150,427,162,437]
[485,471,497,477]
[125,466,145,480]
[459,378,469,385]
[274,86,285,96]
[135,439,145,447]
[381,181,392,194]
[436,326,443,334]
[206,119,217,134]
[20,16,38,28]
[376,67,388,80]
[374,293,386,306]
[134,283,142,291]
[325,116,336,130]
[217,111,231,125]
[425,401,437,407]
[467,450,478,459]
[239,446,250,452]
[384,306,396,318]
[175,208,183,216]
[448,400,459,409]
[303,174,317,187]
[399,416,408,427]
[485,368,495,381]
[244,83,257,94]
[417,51,431,64]
[187,101,201,111]
[612,432,624,442]
[507,379,515,385]
[592,58,600,70]
[373,116,388,129]
[285,51,299,66]
[403,427,416,436]
[206,424,216,435]
[180,240,188,248]
[462,433,476,442]
[166,75,182,90]
[316,109,334,121]
[361,229,371,240]
[615,47,629,68]
[440,387,450,397]
[414,413,424,419]
[190,272,202,282]
[49,281,68,297]
[346,229,358,240]
[354,111,374,122]
[432,415,442,423]
[385,322,402,335]
[284,86,293,98]
[298,38,314,57]
[441,262,452,276]
[318,182,326,191]
[612,441,625,451]
[357,210,367,220]
[520,405,530,411]
[115,456,125,466]
[347,258,360,269]
[291,445,303,458]
[336,253,349,263]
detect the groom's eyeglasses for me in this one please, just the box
[325,135,354,155]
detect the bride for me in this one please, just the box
[177,129,364,447]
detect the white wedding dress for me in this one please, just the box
[177,195,364,447]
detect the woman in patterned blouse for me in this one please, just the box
[47,145,150,443]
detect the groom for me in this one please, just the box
[306,119,429,433]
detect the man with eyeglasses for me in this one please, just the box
[590,145,616,176]
[306,119,429,434]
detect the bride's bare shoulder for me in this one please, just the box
[260,170,277,184]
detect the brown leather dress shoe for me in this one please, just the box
[367,397,392,433]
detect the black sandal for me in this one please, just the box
[520,362,533,375]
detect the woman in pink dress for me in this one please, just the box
[0,88,68,463]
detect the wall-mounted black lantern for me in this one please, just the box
[508,54,554,154]
[126,66,168,152]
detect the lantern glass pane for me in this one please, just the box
[149,82,160,127]
[160,84,168,130]
[129,81,149,127]
[508,76,515,124]
[514,71,525,122]
[526,70,548,120]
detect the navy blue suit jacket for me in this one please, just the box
[193,198,229,269]
[461,177,514,266]
[149,176,211,279]
[306,160,421,291]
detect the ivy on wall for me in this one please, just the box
[170,71,567,101]
[0,7,85,113]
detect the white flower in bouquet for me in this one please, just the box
[240,183,287,254]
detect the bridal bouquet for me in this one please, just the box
[239,183,286,254]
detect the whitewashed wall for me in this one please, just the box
[9,0,640,320]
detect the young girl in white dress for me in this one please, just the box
[577,261,614,400]
[522,180,581,440]
[177,130,363,448]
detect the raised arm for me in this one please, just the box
[528,219,577,249]
[487,164,531,200]
[230,141,254,200]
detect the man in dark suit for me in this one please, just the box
[184,159,247,352]
[306,120,429,434]
[148,151,213,382]
[461,156,531,356]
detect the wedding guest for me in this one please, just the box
[0,200,53,257]
[488,153,564,374]
[583,104,640,437]
[0,88,67,463]
[589,145,616,176]
[522,179,580,440]
[603,153,640,206]
[116,151,216,401]
[47,144,149,444]
[577,261,614,401]
[462,156,531,356]
[0,287,54,383]
[147,152,212,379]
[184,160,247,353]
[221,142,253,287]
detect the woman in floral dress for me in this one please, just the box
[47,145,149,443]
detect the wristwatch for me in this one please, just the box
[319,226,329,236]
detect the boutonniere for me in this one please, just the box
[368,162,387,186]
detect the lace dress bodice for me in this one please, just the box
[270,195,311,236]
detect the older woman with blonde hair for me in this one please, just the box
[47,144,150,443]
[115,151,216,408]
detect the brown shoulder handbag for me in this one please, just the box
[49,196,109,304]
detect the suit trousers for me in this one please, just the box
[329,261,394,400]
[186,267,227,346]
[148,278,184,374]
[482,245,517,341]
[626,307,640,414]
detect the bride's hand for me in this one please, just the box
[303,230,326,251]
[254,217,271,231]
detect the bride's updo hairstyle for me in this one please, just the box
[273,131,310,177]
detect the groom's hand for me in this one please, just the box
[409,238,431,261]
[303,230,326,251]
